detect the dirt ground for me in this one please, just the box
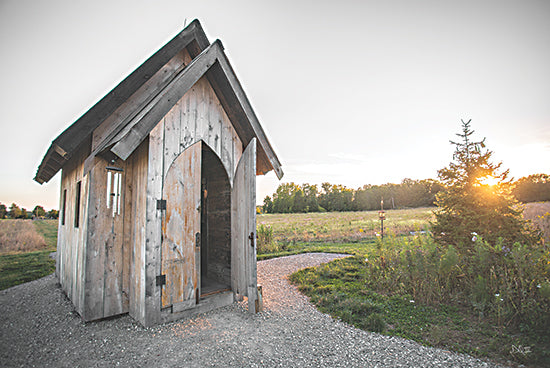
[0,253,502,367]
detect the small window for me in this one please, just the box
[74,181,81,228]
[106,171,122,217]
[61,189,67,226]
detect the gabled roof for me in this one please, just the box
[34,20,282,184]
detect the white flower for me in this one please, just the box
[365,258,369,263]
[472,236,478,242]
[495,293,500,297]
[409,300,415,303]
[471,232,478,236]
[537,284,542,289]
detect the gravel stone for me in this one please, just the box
[0,253,504,367]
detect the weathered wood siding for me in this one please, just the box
[84,159,126,320]
[80,140,148,322]
[126,139,149,323]
[231,138,257,312]
[57,140,91,316]
[161,141,201,309]
[91,50,193,153]
[142,74,243,326]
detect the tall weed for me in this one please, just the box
[257,223,281,254]
[363,233,550,332]
[0,220,47,253]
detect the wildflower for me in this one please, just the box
[376,233,381,237]
[364,258,369,263]
[359,229,364,233]
[537,284,542,289]
[495,293,500,297]
[472,235,477,242]
[409,300,415,303]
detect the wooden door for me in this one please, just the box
[231,138,258,312]
[161,141,202,308]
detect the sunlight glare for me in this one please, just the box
[478,175,499,186]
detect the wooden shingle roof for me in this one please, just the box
[35,20,282,183]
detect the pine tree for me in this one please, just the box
[432,120,540,252]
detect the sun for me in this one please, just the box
[478,175,499,186]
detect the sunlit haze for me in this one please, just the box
[0,0,548,210]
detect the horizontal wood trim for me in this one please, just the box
[110,44,220,160]
[213,46,283,179]
[35,20,210,184]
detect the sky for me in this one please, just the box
[0,0,549,210]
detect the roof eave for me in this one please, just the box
[34,19,210,184]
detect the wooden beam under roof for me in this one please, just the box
[106,40,283,179]
[34,20,210,184]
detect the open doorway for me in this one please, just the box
[200,144,231,297]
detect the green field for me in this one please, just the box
[2,207,549,365]
[281,205,550,367]
[258,207,434,243]
[256,207,433,259]
[0,219,57,290]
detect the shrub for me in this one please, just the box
[433,120,541,251]
[363,313,386,333]
[363,233,550,333]
[257,223,280,254]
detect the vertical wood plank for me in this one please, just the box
[129,139,148,322]
[123,153,134,312]
[143,120,164,326]
[84,159,108,320]
[161,141,202,307]
[103,165,127,317]
[231,138,257,313]
[207,83,222,155]
[163,105,181,177]
[197,79,210,144]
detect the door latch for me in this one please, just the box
[195,232,201,248]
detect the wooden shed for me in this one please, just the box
[34,20,283,326]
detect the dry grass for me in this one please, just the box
[0,220,47,254]
[258,207,434,244]
[523,201,550,243]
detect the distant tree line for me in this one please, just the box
[262,179,444,213]
[511,173,550,203]
[0,203,59,219]
[262,174,550,214]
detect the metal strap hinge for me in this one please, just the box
[157,199,166,210]
[156,274,166,287]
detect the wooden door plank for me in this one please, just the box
[231,138,257,312]
[161,141,202,308]
[143,120,165,326]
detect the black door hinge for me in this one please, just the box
[156,274,166,287]
[157,199,166,210]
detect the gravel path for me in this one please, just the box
[0,253,503,367]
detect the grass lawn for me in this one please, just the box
[260,204,550,366]
[289,255,549,367]
[33,219,59,248]
[0,219,58,290]
[0,250,56,290]
[257,207,434,244]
